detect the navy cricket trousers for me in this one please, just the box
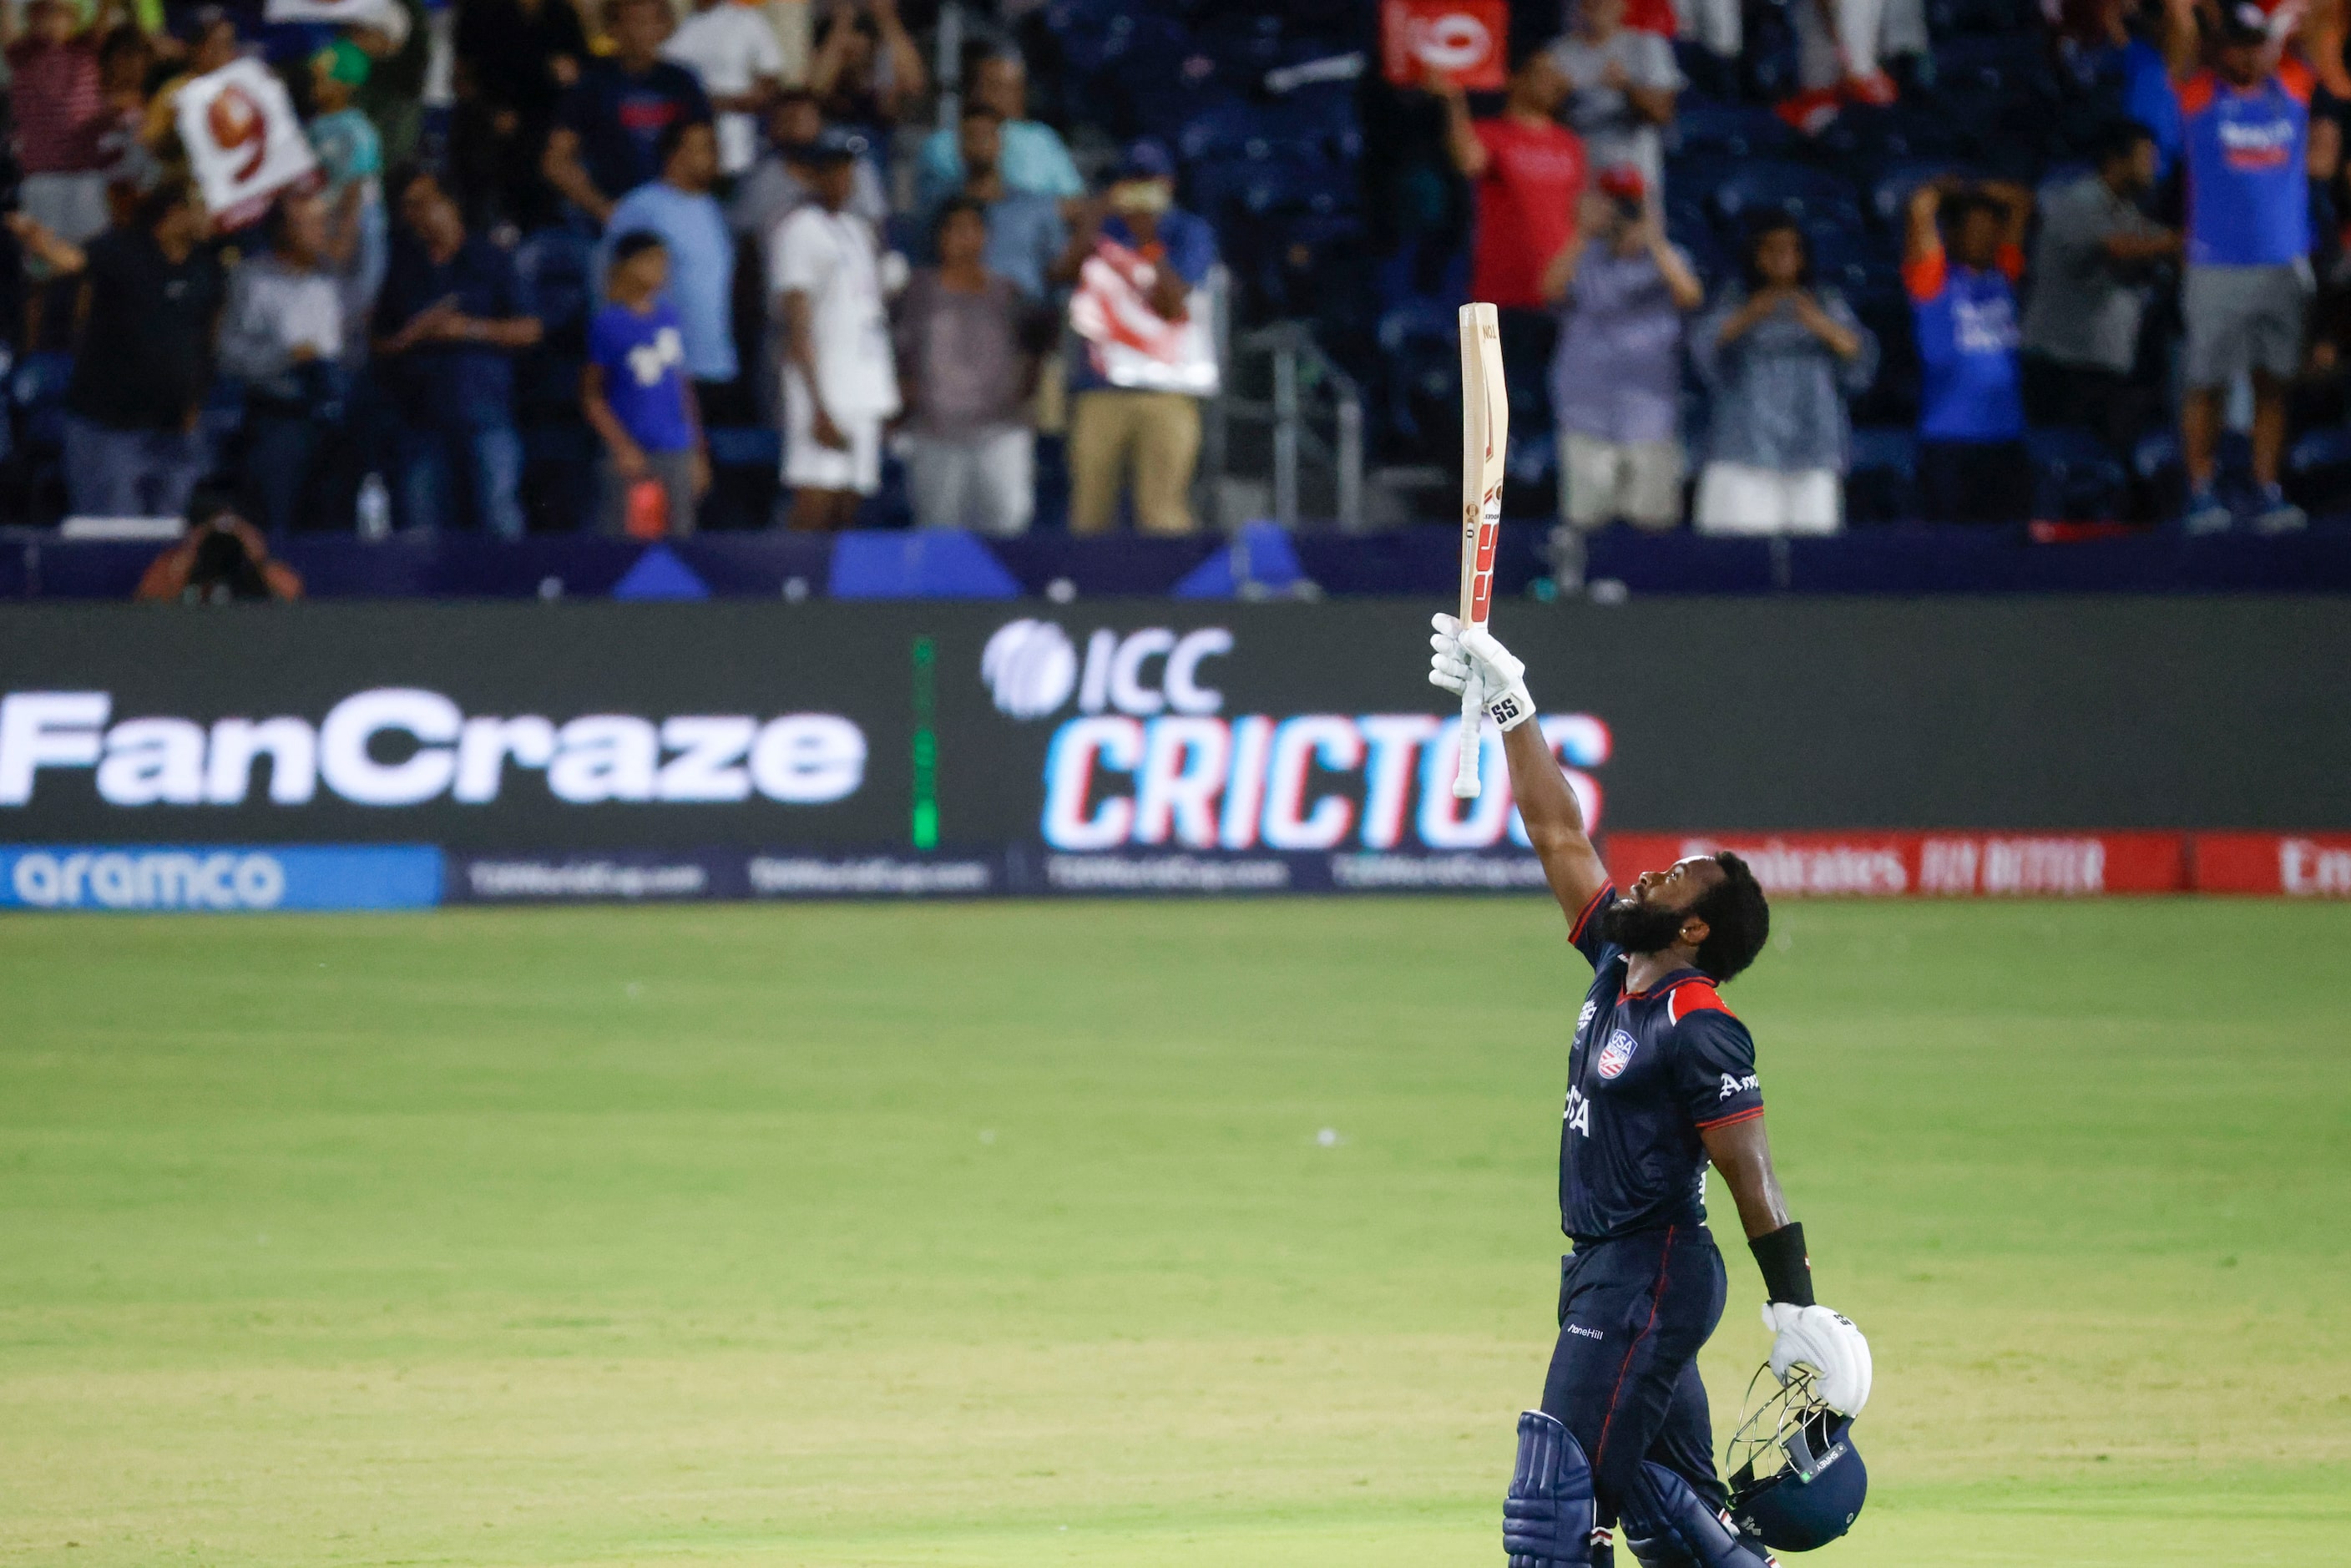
[1540,1223,1731,1526]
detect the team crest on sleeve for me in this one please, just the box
[1597,1029,1640,1080]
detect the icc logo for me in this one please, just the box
[982,620,1079,719]
[982,620,1231,721]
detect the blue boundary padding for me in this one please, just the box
[827,529,1022,599]
[5,522,2350,600]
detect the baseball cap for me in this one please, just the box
[801,125,870,164]
[1595,164,1646,205]
[1110,139,1176,183]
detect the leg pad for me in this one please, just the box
[1504,1409,1595,1567]
[1621,1463,1774,1568]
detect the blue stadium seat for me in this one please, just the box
[2027,426,2128,520]
[1847,427,1919,523]
[1671,100,1799,161]
[1707,160,1866,232]
[1929,35,2060,105]
[1928,0,2041,35]
[1867,160,1985,228]
[12,351,75,451]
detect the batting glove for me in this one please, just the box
[1762,1302,1873,1417]
[1428,613,1537,731]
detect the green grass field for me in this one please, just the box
[3,898,2347,1567]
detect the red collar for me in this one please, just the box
[1620,969,1707,1004]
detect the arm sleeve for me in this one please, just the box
[1167,211,1219,284]
[1688,296,1737,388]
[1569,883,1616,968]
[772,211,833,296]
[1674,1008,1764,1129]
[1026,124,1086,200]
[1824,288,1878,394]
[1634,33,1684,90]
[585,307,621,377]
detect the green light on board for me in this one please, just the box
[912,635,938,851]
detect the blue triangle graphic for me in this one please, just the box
[612,543,710,600]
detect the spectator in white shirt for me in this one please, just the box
[218,190,349,534]
[661,0,786,181]
[771,127,899,530]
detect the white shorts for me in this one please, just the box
[1560,430,1684,529]
[906,427,1035,535]
[1693,463,1843,535]
[783,373,884,495]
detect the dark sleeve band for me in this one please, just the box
[1749,1222,1815,1307]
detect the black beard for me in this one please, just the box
[1596,896,1689,955]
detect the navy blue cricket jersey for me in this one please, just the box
[1558,885,1767,1244]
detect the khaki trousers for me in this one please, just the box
[1067,389,1201,535]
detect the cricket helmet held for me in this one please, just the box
[1725,1365,1867,1551]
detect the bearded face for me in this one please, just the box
[1595,891,1694,955]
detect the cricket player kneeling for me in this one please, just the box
[1432,616,1872,1568]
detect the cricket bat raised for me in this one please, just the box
[1454,302,1506,799]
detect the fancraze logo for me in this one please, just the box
[0,690,867,809]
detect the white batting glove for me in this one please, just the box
[1428,614,1536,731]
[1762,1302,1873,1417]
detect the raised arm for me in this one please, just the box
[1428,617,1610,926]
[2161,0,2202,80]
[1426,69,1490,180]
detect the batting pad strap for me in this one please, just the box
[1748,1222,1815,1308]
[1504,1409,1595,1567]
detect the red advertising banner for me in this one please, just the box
[1603,832,2190,897]
[1380,0,1511,90]
[2191,832,2351,896]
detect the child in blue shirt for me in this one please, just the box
[583,232,709,534]
[1904,179,2037,524]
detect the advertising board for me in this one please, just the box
[1,598,2343,905]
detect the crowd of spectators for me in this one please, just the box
[0,0,1225,538]
[0,0,2346,543]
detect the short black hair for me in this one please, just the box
[2091,119,2156,169]
[1739,216,1813,291]
[611,229,666,266]
[1691,852,1770,984]
[932,195,987,240]
[1940,189,2005,232]
[135,174,198,233]
[655,116,710,171]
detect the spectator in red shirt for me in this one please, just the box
[6,0,118,300]
[1432,51,1585,423]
